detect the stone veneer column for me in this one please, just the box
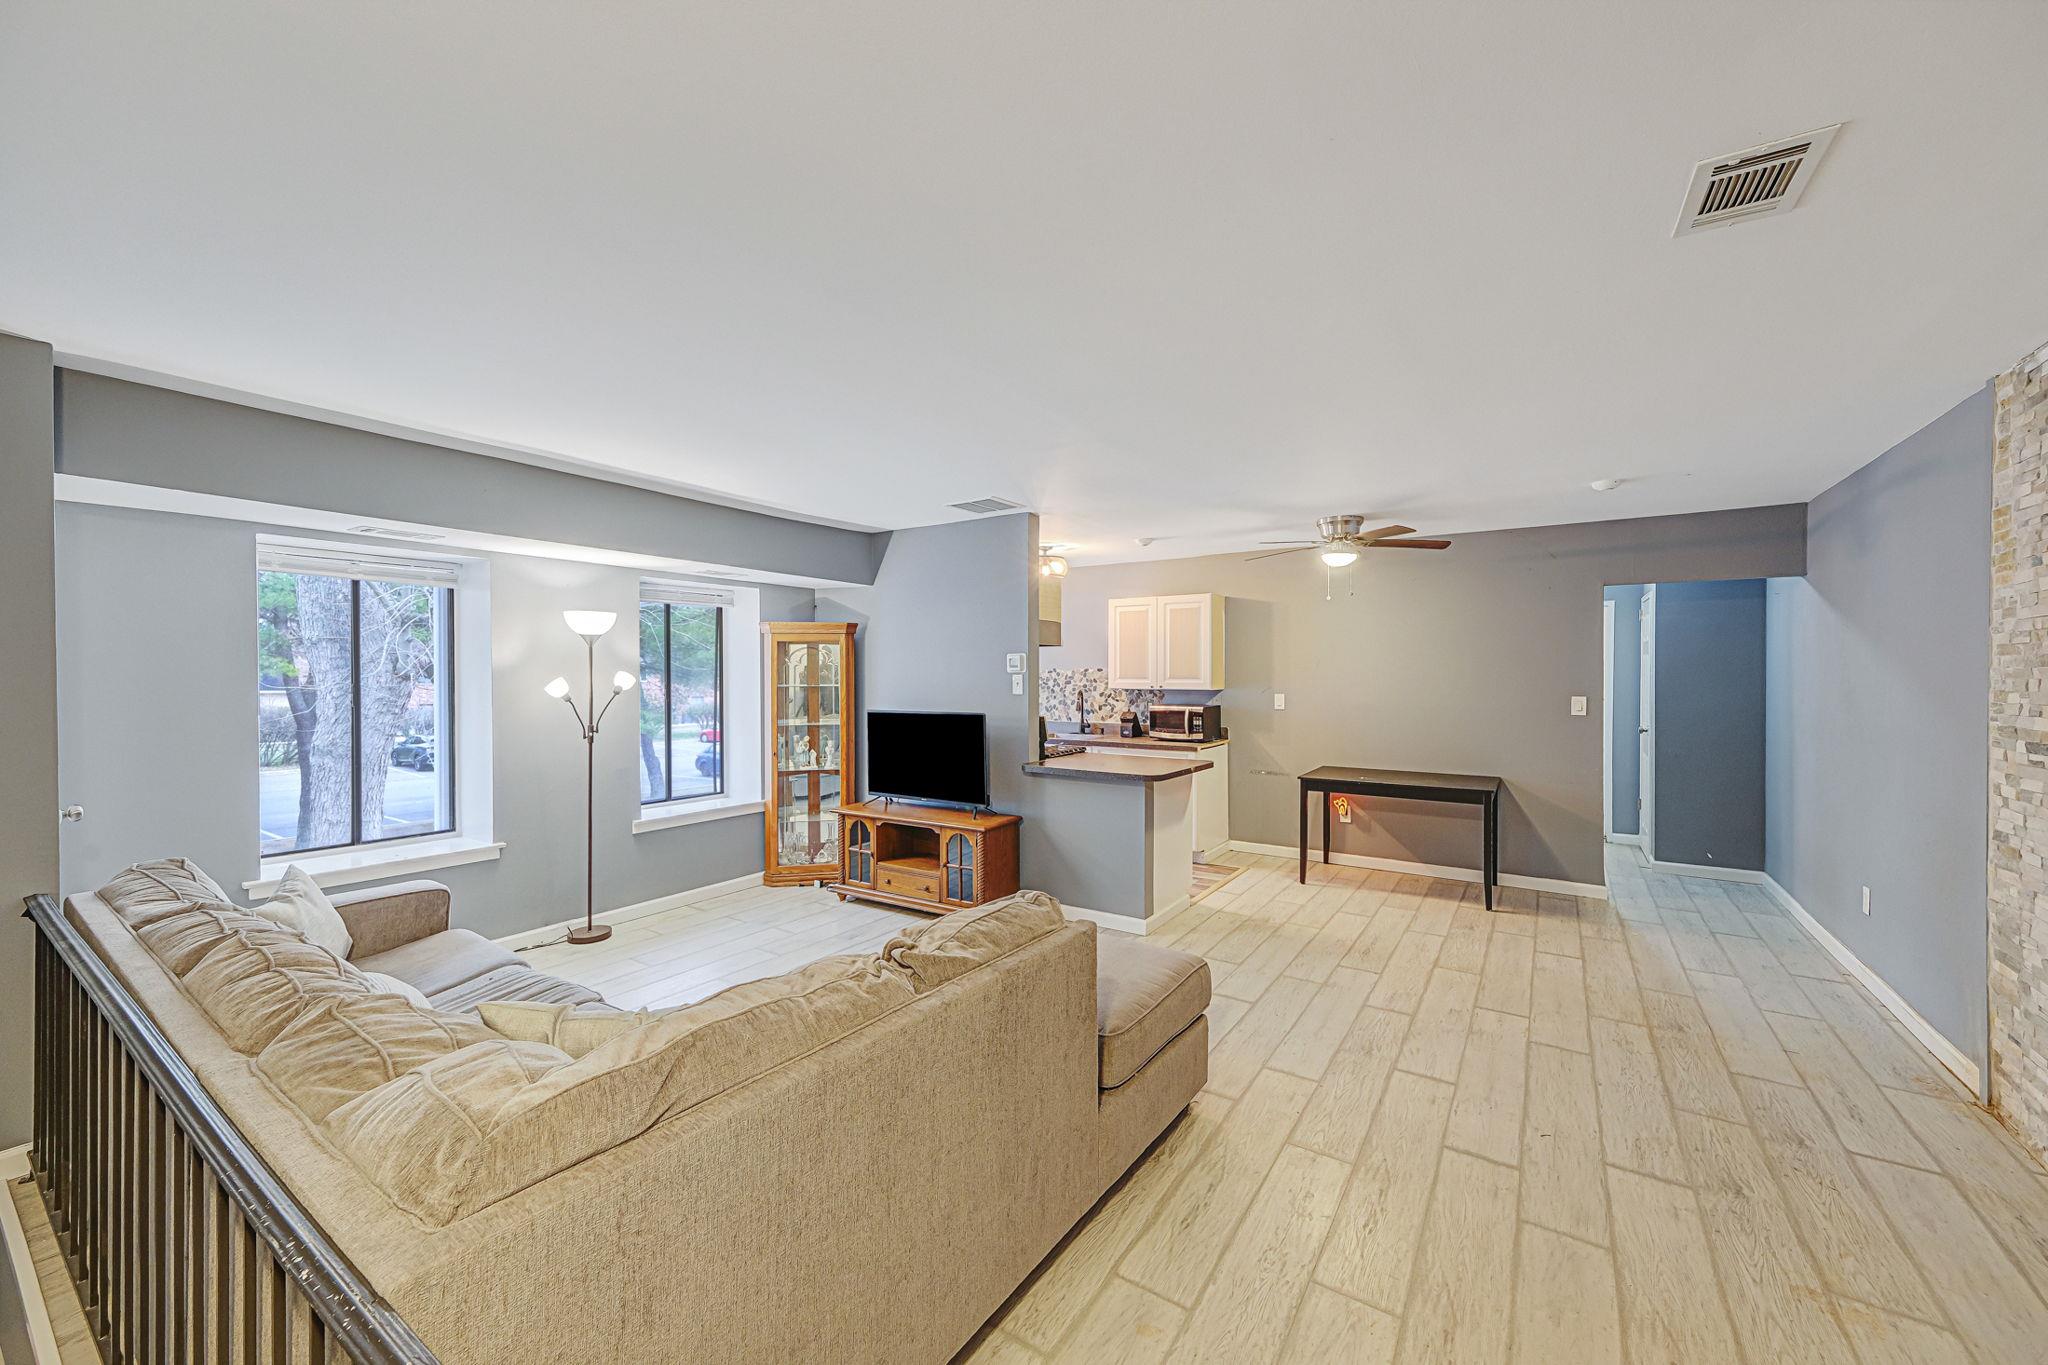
[1991,340,2048,1156]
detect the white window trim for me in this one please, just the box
[244,834,504,898]
[632,796,766,835]
[256,533,495,869]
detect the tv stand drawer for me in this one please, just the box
[876,859,940,899]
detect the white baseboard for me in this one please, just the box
[1061,904,1150,936]
[1645,858,1769,884]
[494,872,765,949]
[1761,875,1980,1095]
[1,1148,64,1365]
[1225,842,1608,901]
[1606,833,1643,847]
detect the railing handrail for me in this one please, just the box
[24,892,440,1364]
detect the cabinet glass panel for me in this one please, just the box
[772,639,844,867]
[848,820,873,884]
[944,833,975,903]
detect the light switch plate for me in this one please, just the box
[1010,674,1024,694]
[1274,693,1286,710]
[1570,695,1588,716]
[1005,652,1024,674]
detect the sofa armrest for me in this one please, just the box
[330,881,451,959]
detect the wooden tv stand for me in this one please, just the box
[829,799,1021,915]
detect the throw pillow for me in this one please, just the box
[253,866,353,960]
[365,971,433,1010]
[478,999,651,1058]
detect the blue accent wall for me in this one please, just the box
[1655,579,1766,869]
[1605,585,1642,836]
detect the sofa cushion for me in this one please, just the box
[252,865,353,959]
[327,952,915,1224]
[257,992,499,1121]
[327,1038,576,1220]
[353,929,523,998]
[134,903,281,976]
[880,891,1067,991]
[183,929,372,1054]
[477,1000,642,1058]
[1096,936,1210,1089]
[96,859,233,924]
[427,964,607,1013]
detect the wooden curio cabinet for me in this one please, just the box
[762,621,857,885]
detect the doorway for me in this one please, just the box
[1602,585,1649,851]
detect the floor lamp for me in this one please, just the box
[545,609,638,945]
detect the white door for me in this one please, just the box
[1638,586,1656,861]
[1602,598,1615,840]
[1107,598,1159,689]
[1156,595,1212,688]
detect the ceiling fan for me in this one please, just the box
[1248,514,1451,565]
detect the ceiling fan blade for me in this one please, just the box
[1369,538,1451,550]
[1359,524,1416,542]
[1245,545,1318,561]
[1256,539,1318,546]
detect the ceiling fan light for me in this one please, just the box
[1319,548,1360,568]
[1038,553,1069,577]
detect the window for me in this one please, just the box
[257,549,456,856]
[639,588,726,804]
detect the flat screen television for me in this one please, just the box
[867,710,989,808]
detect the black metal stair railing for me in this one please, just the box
[23,892,440,1365]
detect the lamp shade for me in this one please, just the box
[562,609,617,639]
[1319,548,1360,567]
[612,671,637,694]
[544,676,571,700]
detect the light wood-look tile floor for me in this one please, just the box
[20,847,2048,1363]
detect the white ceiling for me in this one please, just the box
[5,2,2045,565]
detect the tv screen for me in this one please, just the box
[867,710,989,808]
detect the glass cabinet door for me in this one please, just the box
[772,637,844,869]
[847,819,873,885]
[944,833,976,903]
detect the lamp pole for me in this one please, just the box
[546,611,637,945]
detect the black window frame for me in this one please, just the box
[259,572,458,857]
[641,600,726,806]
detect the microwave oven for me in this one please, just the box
[1148,703,1222,741]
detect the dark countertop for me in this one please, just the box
[1022,752,1216,784]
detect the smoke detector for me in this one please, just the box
[1672,124,1841,236]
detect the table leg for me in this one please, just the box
[1298,785,1309,884]
[1322,794,1332,866]
[1483,794,1498,911]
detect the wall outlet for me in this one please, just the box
[1861,885,1871,916]
[1570,695,1588,716]
[1010,674,1024,695]
[1273,693,1286,710]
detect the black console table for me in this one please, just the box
[1298,766,1504,909]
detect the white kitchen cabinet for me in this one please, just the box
[1106,593,1224,689]
[1191,742,1230,857]
[1107,597,1158,689]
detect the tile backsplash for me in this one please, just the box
[1040,667,1164,725]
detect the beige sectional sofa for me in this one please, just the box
[67,860,1209,1364]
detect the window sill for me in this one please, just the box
[244,836,505,898]
[633,797,764,835]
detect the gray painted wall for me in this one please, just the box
[56,371,882,586]
[1767,385,1991,1075]
[54,501,817,939]
[1652,580,1766,870]
[0,336,58,1147]
[1605,585,1642,836]
[816,513,1038,820]
[1044,505,1805,888]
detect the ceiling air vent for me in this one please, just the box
[1672,123,1841,236]
[947,496,1027,515]
[346,524,445,542]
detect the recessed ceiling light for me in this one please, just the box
[1589,478,1623,492]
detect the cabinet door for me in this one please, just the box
[846,819,874,885]
[944,832,978,905]
[1107,598,1159,688]
[1157,594,1217,688]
